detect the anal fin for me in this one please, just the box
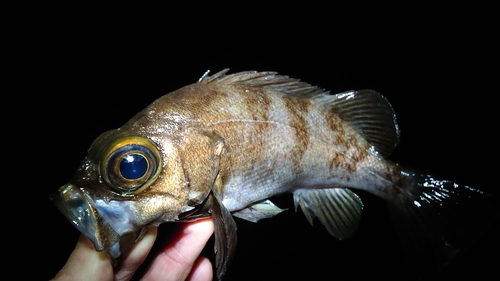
[293,188,363,240]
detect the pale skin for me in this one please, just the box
[51,218,215,281]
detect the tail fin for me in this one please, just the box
[387,169,497,280]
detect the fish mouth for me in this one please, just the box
[51,183,140,260]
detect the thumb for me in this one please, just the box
[51,234,114,281]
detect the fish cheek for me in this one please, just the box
[133,144,194,224]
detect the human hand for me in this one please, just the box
[51,218,215,281]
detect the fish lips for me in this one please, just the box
[50,183,142,261]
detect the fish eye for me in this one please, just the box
[120,154,148,180]
[101,136,161,194]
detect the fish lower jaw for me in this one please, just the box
[51,183,141,259]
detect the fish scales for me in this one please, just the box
[210,92,387,210]
[151,79,389,211]
[51,69,497,280]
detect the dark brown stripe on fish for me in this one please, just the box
[324,111,370,173]
[282,96,310,169]
[329,152,349,172]
[326,111,347,147]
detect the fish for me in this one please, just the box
[51,69,496,280]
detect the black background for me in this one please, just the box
[12,3,498,281]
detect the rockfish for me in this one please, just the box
[51,69,496,280]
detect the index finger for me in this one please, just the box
[114,227,158,281]
[140,218,215,281]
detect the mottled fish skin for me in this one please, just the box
[51,69,496,280]
[127,71,398,210]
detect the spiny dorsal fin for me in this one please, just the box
[293,188,364,240]
[312,90,400,156]
[198,69,327,97]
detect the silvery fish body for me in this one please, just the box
[51,69,496,280]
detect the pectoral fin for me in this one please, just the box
[232,199,287,222]
[293,188,363,240]
[209,193,237,280]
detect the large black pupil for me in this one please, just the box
[120,154,148,179]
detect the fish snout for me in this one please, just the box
[50,183,138,260]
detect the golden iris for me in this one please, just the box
[100,136,161,194]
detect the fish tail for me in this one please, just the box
[386,168,497,279]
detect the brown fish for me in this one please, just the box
[51,69,496,280]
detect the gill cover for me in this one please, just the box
[99,135,162,194]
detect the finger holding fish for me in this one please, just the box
[139,218,214,281]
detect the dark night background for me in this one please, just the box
[12,3,498,281]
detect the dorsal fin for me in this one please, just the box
[312,90,400,156]
[199,69,400,156]
[198,69,327,97]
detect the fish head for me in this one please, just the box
[50,125,210,260]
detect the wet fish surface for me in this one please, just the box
[51,69,496,280]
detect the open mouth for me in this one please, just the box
[50,183,122,258]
